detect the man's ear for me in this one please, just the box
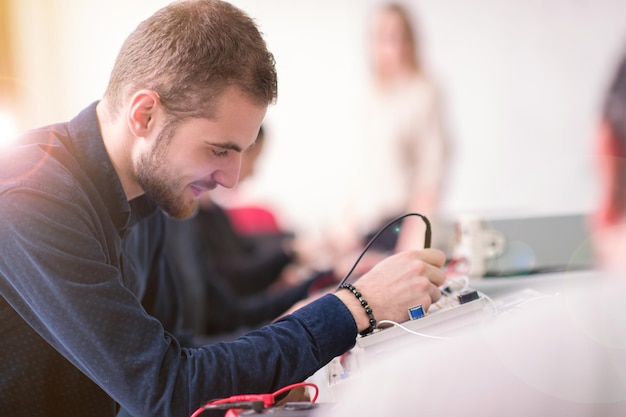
[593,120,624,230]
[127,90,161,138]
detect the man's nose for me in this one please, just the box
[213,157,241,189]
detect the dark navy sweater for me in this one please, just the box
[0,102,357,417]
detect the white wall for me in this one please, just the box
[9,0,626,237]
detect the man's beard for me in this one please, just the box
[135,122,198,219]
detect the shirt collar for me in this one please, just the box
[68,101,157,235]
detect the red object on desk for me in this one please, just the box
[190,382,319,417]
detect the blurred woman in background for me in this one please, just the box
[336,2,450,259]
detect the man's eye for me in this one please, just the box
[212,149,228,158]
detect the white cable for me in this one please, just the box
[477,291,498,314]
[377,320,450,340]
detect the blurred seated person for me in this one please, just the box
[160,209,336,343]
[190,197,298,296]
[195,124,318,295]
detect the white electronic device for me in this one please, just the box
[309,278,548,403]
[355,283,492,353]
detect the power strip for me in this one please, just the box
[355,292,492,352]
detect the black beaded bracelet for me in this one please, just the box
[340,283,376,336]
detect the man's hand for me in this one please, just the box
[333,248,446,333]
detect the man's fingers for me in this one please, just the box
[429,283,442,304]
[415,248,446,268]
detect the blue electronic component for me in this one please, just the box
[408,304,426,320]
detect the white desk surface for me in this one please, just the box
[468,268,597,297]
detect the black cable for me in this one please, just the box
[337,213,431,288]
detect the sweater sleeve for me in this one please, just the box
[0,185,357,417]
